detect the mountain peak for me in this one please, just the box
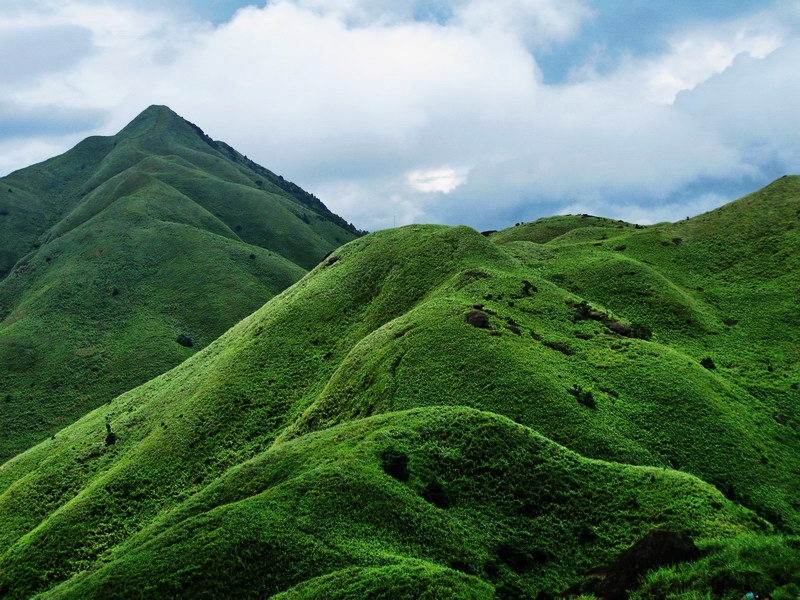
[115,104,202,142]
[0,103,361,460]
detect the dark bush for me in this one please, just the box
[521,280,536,296]
[569,384,596,408]
[544,341,572,355]
[421,480,450,509]
[104,423,116,446]
[497,543,536,573]
[630,322,652,340]
[700,357,716,370]
[572,300,592,321]
[381,448,410,482]
[176,334,194,348]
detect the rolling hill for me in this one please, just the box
[0,176,797,598]
[0,105,360,461]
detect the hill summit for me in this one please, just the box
[0,173,797,598]
[0,105,360,460]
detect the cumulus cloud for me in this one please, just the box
[0,102,106,138]
[407,167,466,193]
[0,0,798,231]
[0,24,94,86]
[676,40,800,161]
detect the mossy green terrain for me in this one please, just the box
[0,175,797,598]
[0,106,359,460]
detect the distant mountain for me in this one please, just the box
[0,105,360,460]
[0,177,797,599]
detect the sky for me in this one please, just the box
[1,0,798,231]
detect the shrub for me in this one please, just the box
[572,300,592,321]
[569,384,596,408]
[104,423,117,446]
[381,448,410,482]
[422,480,451,509]
[700,357,716,370]
[630,322,652,340]
[176,334,194,348]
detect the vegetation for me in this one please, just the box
[0,110,797,597]
[0,105,359,460]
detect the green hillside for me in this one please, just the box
[0,105,360,460]
[0,177,797,598]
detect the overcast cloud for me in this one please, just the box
[0,0,797,230]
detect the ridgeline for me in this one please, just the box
[0,105,360,460]
[0,112,798,598]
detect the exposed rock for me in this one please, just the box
[597,530,700,600]
[466,311,490,328]
[607,321,631,336]
[558,530,700,600]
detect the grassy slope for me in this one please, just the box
[0,178,797,598]
[0,105,358,460]
[35,409,760,599]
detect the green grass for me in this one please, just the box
[633,534,800,600]
[3,408,763,599]
[0,105,358,460]
[0,151,797,598]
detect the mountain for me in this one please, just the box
[0,105,360,460]
[0,176,797,599]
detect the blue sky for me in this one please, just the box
[0,0,797,230]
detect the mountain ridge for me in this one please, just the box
[0,175,797,598]
[0,105,359,460]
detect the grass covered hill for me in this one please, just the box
[0,105,360,460]
[0,177,797,598]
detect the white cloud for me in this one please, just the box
[406,166,466,193]
[642,25,782,104]
[556,192,733,226]
[454,0,592,46]
[0,24,93,86]
[0,0,798,232]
